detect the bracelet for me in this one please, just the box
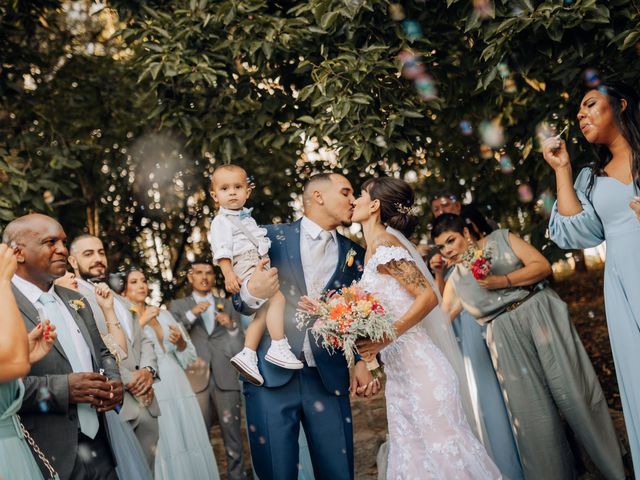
[504,274,512,288]
[105,320,122,329]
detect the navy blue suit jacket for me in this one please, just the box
[237,220,365,395]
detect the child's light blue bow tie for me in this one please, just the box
[239,208,253,219]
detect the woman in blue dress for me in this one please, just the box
[433,215,624,480]
[123,269,220,480]
[0,244,57,480]
[431,208,523,480]
[544,80,640,476]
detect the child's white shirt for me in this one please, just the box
[208,206,271,263]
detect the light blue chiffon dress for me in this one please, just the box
[454,311,524,480]
[0,380,45,480]
[550,167,640,476]
[145,310,220,480]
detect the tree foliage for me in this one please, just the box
[1,0,639,297]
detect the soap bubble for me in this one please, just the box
[459,121,473,136]
[497,63,510,79]
[397,50,424,80]
[478,120,504,148]
[518,184,534,203]
[537,191,555,216]
[583,69,600,88]
[499,155,514,174]
[415,75,437,101]
[402,20,422,41]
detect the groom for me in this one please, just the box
[237,173,377,480]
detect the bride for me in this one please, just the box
[351,177,500,479]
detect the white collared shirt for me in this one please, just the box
[208,206,271,264]
[12,275,93,372]
[299,217,338,366]
[239,216,339,366]
[186,292,216,329]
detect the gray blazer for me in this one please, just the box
[13,284,120,480]
[76,278,160,420]
[169,295,244,391]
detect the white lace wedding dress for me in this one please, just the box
[359,245,501,480]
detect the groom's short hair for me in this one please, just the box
[303,172,335,201]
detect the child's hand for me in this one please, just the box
[224,272,242,294]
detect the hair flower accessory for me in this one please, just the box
[394,202,418,215]
[69,299,86,311]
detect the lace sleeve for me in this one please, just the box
[371,245,415,269]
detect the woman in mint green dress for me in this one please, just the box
[0,244,57,480]
[544,80,640,476]
[433,217,624,480]
[124,269,220,480]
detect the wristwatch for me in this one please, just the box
[143,366,157,378]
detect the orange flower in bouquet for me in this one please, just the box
[297,286,396,377]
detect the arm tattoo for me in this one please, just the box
[382,259,428,289]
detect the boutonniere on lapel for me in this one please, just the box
[216,303,225,312]
[343,248,357,271]
[69,299,86,311]
[129,306,139,316]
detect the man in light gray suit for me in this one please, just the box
[169,259,246,480]
[68,234,160,469]
[5,214,123,480]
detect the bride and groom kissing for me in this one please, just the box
[235,172,501,479]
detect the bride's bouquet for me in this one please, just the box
[296,286,396,377]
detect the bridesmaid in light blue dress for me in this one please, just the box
[432,208,523,480]
[544,80,640,476]
[124,269,220,480]
[0,244,56,480]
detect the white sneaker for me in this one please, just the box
[230,350,264,386]
[265,339,304,370]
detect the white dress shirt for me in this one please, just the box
[186,292,240,336]
[186,292,217,329]
[12,275,93,372]
[240,216,338,366]
[208,207,271,264]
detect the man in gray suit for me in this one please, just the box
[169,260,246,480]
[5,214,123,480]
[68,234,160,469]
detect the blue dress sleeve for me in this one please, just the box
[549,168,605,249]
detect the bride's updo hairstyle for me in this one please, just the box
[430,213,473,241]
[362,176,419,237]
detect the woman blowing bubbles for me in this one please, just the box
[543,80,640,476]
